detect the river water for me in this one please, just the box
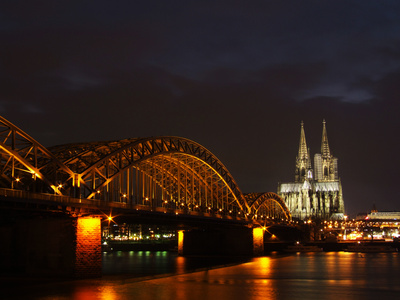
[5,251,400,299]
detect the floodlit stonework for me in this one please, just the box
[278,120,345,220]
[75,217,102,278]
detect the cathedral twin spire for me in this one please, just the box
[298,121,309,162]
[295,121,313,182]
[279,119,344,220]
[295,120,335,183]
[321,119,331,158]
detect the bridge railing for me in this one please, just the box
[0,188,247,221]
[0,188,101,207]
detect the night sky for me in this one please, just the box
[1,1,399,217]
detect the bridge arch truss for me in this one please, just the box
[48,137,248,215]
[245,192,291,222]
[0,116,291,220]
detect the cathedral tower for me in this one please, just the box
[295,121,313,182]
[314,120,338,181]
[278,120,345,221]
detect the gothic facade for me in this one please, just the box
[278,120,345,220]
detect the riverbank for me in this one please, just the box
[102,239,177,252]
[265,240,400,252]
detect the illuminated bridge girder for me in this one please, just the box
[245,192,292,222]
[0,116,292,220]
[48,137,248,214]
[97,153,240,214]
[0,116,74,194]
[138,154,236,208]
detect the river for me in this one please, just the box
[4,251,400,299]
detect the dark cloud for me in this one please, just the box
[1,1,400,217]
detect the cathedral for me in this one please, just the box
[277,120,345,221]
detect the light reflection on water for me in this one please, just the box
[8,251,400,300]
[102,250,247,277]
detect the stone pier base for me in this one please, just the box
[253,228,264,256]
[74,217,102,278]
[0,214,102,278]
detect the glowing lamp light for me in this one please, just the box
[103,211,118,225]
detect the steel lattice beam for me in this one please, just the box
[0,116,292,219]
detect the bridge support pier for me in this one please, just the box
[177,230,185,256]
[74,216,102,278]
[0,212,102,279]
[253,228,264,256]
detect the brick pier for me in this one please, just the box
[74,217,102,278]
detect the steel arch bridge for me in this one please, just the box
[245,192,291,224]
[0,116,291,221]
